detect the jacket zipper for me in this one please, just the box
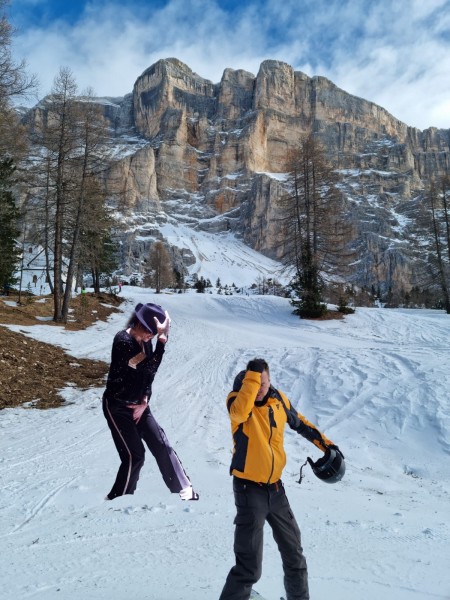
[267,406,275,484]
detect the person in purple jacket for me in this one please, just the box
[102,302,199,501]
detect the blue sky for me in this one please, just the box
[8,0,450,129]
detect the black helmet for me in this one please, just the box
[307,447,345,483]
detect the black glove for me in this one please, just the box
[328,444,344,459]
[246,359,267,373]
[232,370,246,392]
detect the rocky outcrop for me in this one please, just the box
[24,57,450,294]
[104,145,158,211]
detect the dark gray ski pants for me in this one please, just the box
[219,477,309,600]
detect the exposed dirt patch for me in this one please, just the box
[0,292,124,410]
[315,310,347,321]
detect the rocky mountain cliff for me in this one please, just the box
[25,58,450,296]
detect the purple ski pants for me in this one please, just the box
[103,398,191,499]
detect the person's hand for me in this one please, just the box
[328,444,344,459]
[154,310,171,343]
[128,397,148,423]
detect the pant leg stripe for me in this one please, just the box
[105,399,133,496]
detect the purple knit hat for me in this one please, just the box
[134,303,166,334]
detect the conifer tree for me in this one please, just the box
[0,158,19,290]
[29,71,114,318]
[280,134,353,318]
[147,241,174,293]
[427,178,450,313]
[77,178,118,294]
[0,0,36,294]
[0,0,37,159]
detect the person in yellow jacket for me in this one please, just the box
[219,358,344,600]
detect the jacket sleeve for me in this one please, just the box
[279,391,333,452]
[143,340,165,396]
[226,370,260,425]
[110,333,138,376]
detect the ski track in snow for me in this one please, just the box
[1,292,450,600]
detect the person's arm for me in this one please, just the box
[143,340,166,396]
[226,365,263,424]
[142,312,171,396]
[277,390,336,452]
[295,410,333,451]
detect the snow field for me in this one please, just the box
[1,290,450,599]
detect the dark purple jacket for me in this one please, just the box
[103,329,165,406]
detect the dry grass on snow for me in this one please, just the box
[0,292,124,410]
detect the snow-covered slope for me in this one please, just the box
[1,289,449,600]
[158,223,289,286]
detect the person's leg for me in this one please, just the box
[266,485,309,600]
[138,407,191,493]
[103,399,146,499]
[219,479,268,600]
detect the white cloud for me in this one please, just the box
[11,0,450,130]
[316,1,450,128]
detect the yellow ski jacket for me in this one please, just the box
[227,369,334,484]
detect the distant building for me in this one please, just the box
[14,245,68,295]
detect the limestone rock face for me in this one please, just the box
[217,68,255,120]
[254,60,296,116]
[133,58,217,139]
[238,174,287,257]
[104,145,158,211]
[24,57,450,293]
